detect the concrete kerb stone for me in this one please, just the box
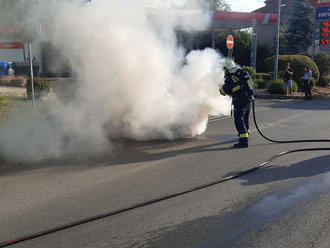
[255,90,330,100]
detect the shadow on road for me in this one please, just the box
[0,137,237,176]
[264,99,330,111]
[225,154,330,186]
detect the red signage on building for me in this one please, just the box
[320,21,330,45]
[0,42,24,49]
[314,0,330,6]
[214,11,277,24]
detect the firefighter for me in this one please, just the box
[219,60,255,148]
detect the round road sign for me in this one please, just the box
[226,35,234,49]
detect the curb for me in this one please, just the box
[255,93,304,100]
[255,91,330,100]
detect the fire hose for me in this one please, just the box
[252,99,330,144]
[1,99,330,247]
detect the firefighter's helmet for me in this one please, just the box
[223,59,236,71]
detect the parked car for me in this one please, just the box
[8,62,14,76]
[0,61,9,77]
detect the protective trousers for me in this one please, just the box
[233,100,251,144]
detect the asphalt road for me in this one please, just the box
[1,98,330,248]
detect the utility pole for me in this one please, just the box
[250,21,258,69]
[274,0,281,80]
[28,43,36,112]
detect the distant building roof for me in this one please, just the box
[253,0,315,25]
[253,0,315,13]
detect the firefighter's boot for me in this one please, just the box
[233,138,248,148]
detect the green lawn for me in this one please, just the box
[0,96,26,164]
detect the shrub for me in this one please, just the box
[318,74,330,87]
[0,76,26,87]
[26,78,50,99]
[253,80,259,90]
[0,95,8,101]
[9,78,26,87]
[267,79,298,94]
[301,51,330,86]
[297,77,316,91]
[255,73,272,81]
[242,66,256,79]
[268,80,284,94]
[254,79,268,89]
[265,55,320,83]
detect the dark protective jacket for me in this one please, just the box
[220,68,255,105]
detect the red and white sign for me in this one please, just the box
[0,42,24,49]
[214,11,277,24]
[226,35,234,49]
[314,0,330,6]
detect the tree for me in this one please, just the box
[204,0,230,10]
[216,30,251,66]
[215,30,274,72]
[257,44,273,72]
[286,0,315,54]
[279,26,289,54]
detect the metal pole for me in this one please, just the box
[229,49,233,60]
[250,22,258,69]
[28,43,36,112]
[274,0,281,80]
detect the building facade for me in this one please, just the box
[253,0,316,49]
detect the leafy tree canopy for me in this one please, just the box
[286,0,315,54]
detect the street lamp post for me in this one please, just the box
[274,0,281,80]
[28,43,36,112]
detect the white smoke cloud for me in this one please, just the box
[143,0,186,8]
[0,0,231,161]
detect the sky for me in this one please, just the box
[229,0,265,12]
[143,0,266,12]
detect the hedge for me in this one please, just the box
[242,66,256,79]
[255,73,272,81]
[267,79,298,94]
[297,77,316,91]
[253,80,259,90]
[265,55,320,83]
[0,95,8,101]
[301,51,330,86]
[26,78,50,99]
[254,79,269,89]
[318,74,330,87]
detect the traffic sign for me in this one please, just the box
[316,6,330,20]
[0,42,24,49]
[308,44,320,56]
[226,35,234,49]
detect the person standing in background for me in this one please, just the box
[304,66,313,100]
[283,63,293,96]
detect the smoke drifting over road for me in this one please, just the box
[0,0,231,161]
